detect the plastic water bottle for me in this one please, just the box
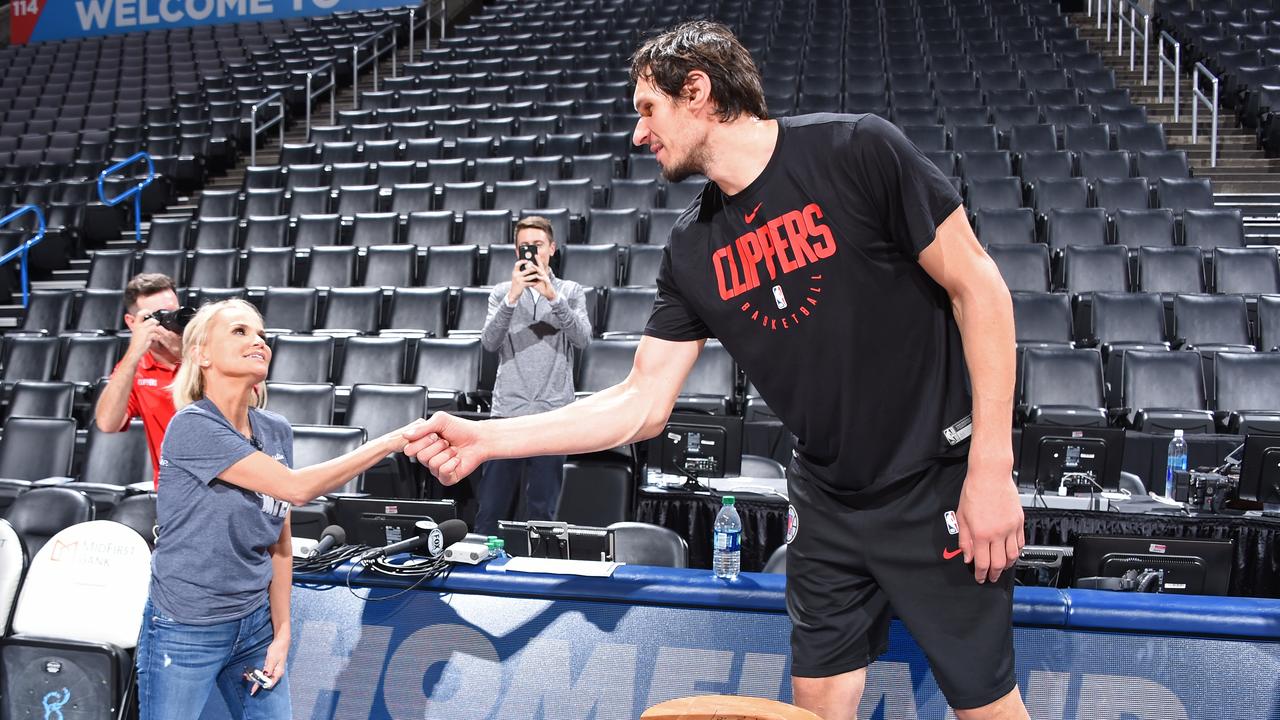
[1165,429,1188,498]
[713,495,742,580]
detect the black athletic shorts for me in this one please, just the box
[785,456,1017,710]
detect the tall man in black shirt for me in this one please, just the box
[404,20,1029,720]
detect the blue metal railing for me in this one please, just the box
[0,205,47,308]
[97,152,156,246]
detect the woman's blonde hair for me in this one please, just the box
[171,299,269,410]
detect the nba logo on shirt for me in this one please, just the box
[944,510,959,535]
[771,284,787,309]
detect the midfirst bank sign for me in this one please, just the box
[11,0,412,44]
[192,585,1276,720]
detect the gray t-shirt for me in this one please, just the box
[149,399,293,625]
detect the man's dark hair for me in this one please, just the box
[629,20,768,122]
[124,273,176,313]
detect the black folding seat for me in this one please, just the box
[1155,177,1214,213]
[424,245,478,287]
[663,180,704,210]
[1024,69,1070,91]
[267,334,332,383]
[975,208,1036,246]
[1115,123,1167,152]
[309,126,347,145]
[383,287,450,338]
[0,416,77,493]
[240,244,293,286]
[348,211,397,248]
[1138,247,1206,294]
[1214,248,1280,295]
[1011,291,1074,347]
[320,287,382,337]
[406,211,454,247]
[389,183,435,217]
[1173,294,1253,352]
[1090,291,1169,353]
[192,217,238,250]
[374,161,417,190]
[363,140,404,166]
[1045,207,1107,251]
[410,338,482,411]
[403,137,444,162]
[1094,177,1150,212]
[440,181,485,213]
[645,209,682,246]
[1112,209,1175,251]
[1033,178,1090,215]
[980,69,1024,92]
[1017,346,1107,426]
[1117,350,1215,432]
[59,335,117,388]
[1077,150,1132,181]
[79,419,151,499]
[601,287,656,338]
[1181,208,1244,250]
[987,244,1051,292]
[575,338,638,395]
[261,288,317,334]
[1042,105,1095,129]
[903,125,948,151]
[241,188,284,218]
[147,216,190,251]
[625,245,664,286]
[244,165,284,190]
[559,244,619,288]
[134,250,184,286]
[195,188,236,218]
[546,177,593,218]
[1062,245,1129,294]
[893,107,941,126]
[923,150,958,176]
[425,158,467,185]
[1259,295,1280,351]
[958,150,1013,180]
[1007,123,1058,152]
[263,382,335,425]
[288,186,331,217]
[461,210,512,247]
[306,246,357,289]
[674,339,735,413]
[2,484,90,553]
[1213,352,1280,433]
[1135,150,1191,183]
[336,185,380,219]
[951,124,999,151]
[1018,150,1073,183]
[1095,103,1145,125]
[280,142,318,166]
[570,154,616,189]
[1071,68,1117,90]
[285,164,327,192]
[342,383,425,495]
[187,249,238,289]
[17,290,73,337]
[586,208,640,246]
[7,380,74,419]
[452,286,491,333]
[966,177,1023,212]
[1062,123,1111,152]
[487,179,535,214]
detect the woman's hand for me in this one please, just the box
[253,636,289,695]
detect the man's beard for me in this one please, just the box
[660,144,709,183]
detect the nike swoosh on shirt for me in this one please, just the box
[942,547,963,560]
[744,202,763,224]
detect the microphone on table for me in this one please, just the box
[306,525,346,559]
[359,518,469,563]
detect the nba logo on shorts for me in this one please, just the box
[772,284,788,309]
[944,510,959,535]
[786,505,799,544]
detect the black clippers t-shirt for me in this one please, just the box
[644,113,971,497]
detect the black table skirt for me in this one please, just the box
[636,490,787,572]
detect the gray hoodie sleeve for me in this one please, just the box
[547,282,593,349]
[480,283,515,352]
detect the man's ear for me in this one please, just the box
[123,312,136,331]
[682,70,713,114]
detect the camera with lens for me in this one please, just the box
[148,307,195,333]
[1172,469,1239,513]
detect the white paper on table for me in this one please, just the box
[500,556,621,577]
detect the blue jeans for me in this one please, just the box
[136,599,291,720]
[475,455,566,534]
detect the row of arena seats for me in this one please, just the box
[241,155,670,190]
[992,245,1280,296]
[957,174,1213,213]
[13,284,661,341]
[904,122,1171,152]
[83,242,665,291]
[975,207,1245,249]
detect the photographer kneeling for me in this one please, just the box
[137,299,422,720]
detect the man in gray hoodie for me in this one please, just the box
[476,216,593,533]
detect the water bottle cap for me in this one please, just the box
[722,495,735,506]
[495,539,505,549]
[1174,429,1184,437]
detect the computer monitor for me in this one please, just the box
[1237,434,1280,508]
[1017,424,1125,493]
[649,412,743,480]
[1072,535,1233,596]
[497,520,613,562]
[334,497,458,548]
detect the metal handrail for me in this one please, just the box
[351,27,396,109]
[409,0,444,58]
[1191,62,1220,167]
[0,205,46,308]
[1118,0,1150,85]
[1159,31,1181,121]
[250,91,286,166]
[97,152,155,247]
[304,62,336,133]
[1106,0,1114,43]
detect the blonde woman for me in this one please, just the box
[137,300,420,719]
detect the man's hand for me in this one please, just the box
[403,413,487,486]
[955,466,1024,584]
[506,260,538,304]
[124,316,164,361]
